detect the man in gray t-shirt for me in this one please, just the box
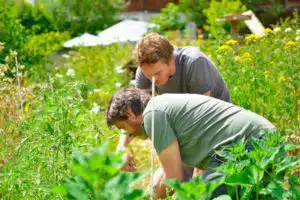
[136,46,230,102]
[117,33,230,178]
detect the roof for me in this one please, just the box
[97,19,149,45]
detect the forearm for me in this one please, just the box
[116,134,135,152]
[153,169,176,199]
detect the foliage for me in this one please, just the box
[151,0,209,33]
[46,0,126,36]
[165,175,227,200]
[0,43,131,198]
[215,24,299,134]
[11,1,55,35]
[215,132,300,200]
[0,44,30,128]
[178,0,209,26]
[163,132,299,200]
[203,0,247,39]
[55,44,132,105]
[241,0,286,17]
[0,0,29,62]
[0,80,103,199]
[151,3,186,32]
[21,31,70,65]
[52,142,146,200]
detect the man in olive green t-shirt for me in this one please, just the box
[106,88,276,199]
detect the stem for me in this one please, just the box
[256,184,259,200]
[235,186,239,200]
[15,55,23,120]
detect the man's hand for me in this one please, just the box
[121,151,137,172]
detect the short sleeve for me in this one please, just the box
[135,67,151,89]
[143,110,177,154]
[188,57,216,94]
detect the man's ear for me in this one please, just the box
[126,108,136,119]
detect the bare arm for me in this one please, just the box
[154,141,183,199]
[116,134,135,152]
[116,135,136,172]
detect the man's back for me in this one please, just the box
[142,94,275,169]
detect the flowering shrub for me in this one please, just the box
[211,16,300,135]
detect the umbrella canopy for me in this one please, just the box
[63,33,104,48]
[97,19,148,45]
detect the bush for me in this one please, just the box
[0,0,29,61]
[203,0,247,39]
[11,1,55,35]
[151,0,209,33]
[151,3,186,32]
[21,31,70,65]
[47,0,126,36]
[52,142,146,200]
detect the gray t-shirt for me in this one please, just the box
[142,94,276,169]
[136,46,230,102]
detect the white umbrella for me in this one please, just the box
[63,33,104,48]
[97,19,149,45]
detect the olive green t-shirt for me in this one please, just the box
[142,94,275,169]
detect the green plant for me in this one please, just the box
[57,44,132,105]
[203,0,247,39]
[11,1,55,34]
[0,0,29,62]
[164,175,227,200]
[0,81,105,199]
[52,142,146,200]
[178,0,209,27]
[215,132,300,200]
[151,3,186,32]
[21,31,70,65]
[46,0,126,36]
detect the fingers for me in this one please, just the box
[121,152,137,172]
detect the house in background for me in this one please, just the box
[121,0,179,21]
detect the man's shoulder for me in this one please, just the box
[175,46,208,63]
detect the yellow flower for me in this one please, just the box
[225,40,238,46]
[278,76,286,83]
[245,34,260,44]
[234,52,253,63]
[264,70,271,78]
[217,45,233,54]
[234,56,241,62]
[264,28,274,36]
[285,41,296,49]
[242,52,252,61]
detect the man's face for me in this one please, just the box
[115,115,144,138]
[141,60,174,87]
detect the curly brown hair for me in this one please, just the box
[133,32,174,66]
[106,88,151,127]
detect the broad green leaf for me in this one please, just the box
[240,186,253,200]
[215,150,236,161]
[52,185,68,196]
[275,156,300,175]
[225,165,263,186]
[280,143,299,153]
[260,146,280,169]
[164,178,183,191]
[65,180,90,200]
[102,172,144,200]
[260,180,291,199]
